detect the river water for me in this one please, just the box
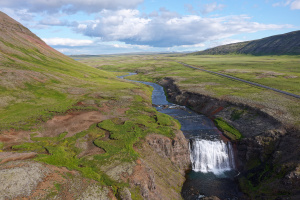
[119,73,241,200]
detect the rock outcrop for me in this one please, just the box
[0,160,115,200]
[145,130,191,170]
[133,130,190,200]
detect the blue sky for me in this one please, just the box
[0,0,299,55]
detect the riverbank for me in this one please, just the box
[121,73,242,199]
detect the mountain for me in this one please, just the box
[193,30,300,55]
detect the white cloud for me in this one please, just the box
[75,10,293,48]
[177,43,205,48]
[0,8,35,22]
[75,9,150,41]
[185,4,198,15]
[112,43,150,49]
[272,0,300,9]
[202,2,226,14]
[56,48,84,54]
[272,2,281,7]
[42,38,93,46]
[290,0,300,9]
[39,17,76,26]
[0,0,143,14]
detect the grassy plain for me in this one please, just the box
[74,54,300,127]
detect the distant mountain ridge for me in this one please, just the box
[193,30,300,55]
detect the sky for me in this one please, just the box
[0,0,299,55]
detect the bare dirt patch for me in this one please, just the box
[0,152,37,164]
[284,75,298,79]
[224,69,252,73]
[0,129,31,149]
[255,71,285,79]
[39,111,108,138]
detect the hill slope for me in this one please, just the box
[0,11,121,129]
[193,30,300,55]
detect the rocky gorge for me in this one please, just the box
[159,77,300,199]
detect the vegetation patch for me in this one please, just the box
[214,117,242,140]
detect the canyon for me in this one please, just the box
[159,77,300,199]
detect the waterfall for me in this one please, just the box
[189,139,235,174]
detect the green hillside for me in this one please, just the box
[0,11,132,130]
[193,30,300,55]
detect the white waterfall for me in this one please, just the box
[189,139,235,174]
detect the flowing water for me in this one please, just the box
[190,139,235,174]
[119,73,241,199]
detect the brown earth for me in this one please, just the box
[0,129,31,149]
[0,99,129,149]
[0,152,37,164]
[40,111,107,138]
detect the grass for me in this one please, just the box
[76,54,300,127]
[177,55,300,95]
[214,117,242,140]
[8,74,180,192]
[0,29,142,130]
[12,125,120,187]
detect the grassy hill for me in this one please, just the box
[193,30,300,55]
[0,11,129,130]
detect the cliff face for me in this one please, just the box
[159,77,300,199]
[132,130,190,200]
[194,30,300,55]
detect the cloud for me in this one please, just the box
[290,0,300,9]
[202,2,226,14]
[272,0,300,9]
[272,2,281,7]
[75,9,150,41]
[112,43,150,49]
[75,10,293,48]
[39,17,76,26]
[0,8,34,22]
[184,4,198,15]
[0,0,143,14]
[42,38,93,46]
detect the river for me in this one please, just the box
[119,73,242,200]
